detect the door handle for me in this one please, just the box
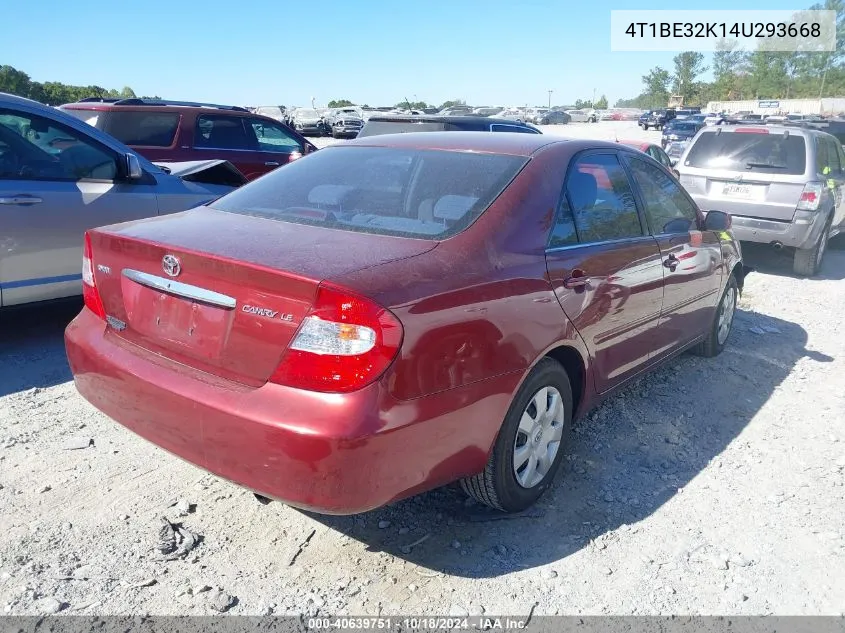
[563,269,589,289]
[0,195,43,206]
[663,254,679,270]
[264,161,280,167]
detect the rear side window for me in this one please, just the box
[103,112,180,147]
[209,146,527,240]
[194,115,255,150]
[565,154,643,243]
[684,131,807,174]
[817,135,842,174]
[490,124,539,134]
[627,157,699,234]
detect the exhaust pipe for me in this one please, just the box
[254,493,273,505]
[770,241,784,250]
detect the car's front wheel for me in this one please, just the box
[460,358,572,512]
[793,213,832,276]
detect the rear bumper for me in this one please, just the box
[729,213,823,249]
[65,309,518,514]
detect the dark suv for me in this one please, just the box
[60,98,317,181]
[358,115,540,138]
[643,108,676,130]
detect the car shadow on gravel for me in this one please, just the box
[303,306,829,578]
[0,299,81,397]
[740,240,845,281]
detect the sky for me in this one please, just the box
[1,0,810,108]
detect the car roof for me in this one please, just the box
[702,124,814,137]
[617,140,651,150]
[340,131,626,156]
[365,114,534,127]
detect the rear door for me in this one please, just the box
[545,151,665,394]
[0,108,158,306]
[191,114,265,180]
[245,117,306,172]
[624,155,722,356]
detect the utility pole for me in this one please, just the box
[548,89,553,109]
[592,88,596,108]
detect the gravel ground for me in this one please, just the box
[1,122,844,617]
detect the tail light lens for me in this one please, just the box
[270,284,403,393]
[797,181,824,211]
[82,232,105,319]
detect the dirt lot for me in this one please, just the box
[1,122,844,617]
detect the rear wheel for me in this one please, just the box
[460,358,572,512]
[692,274,737,358]
[793,213,831,276]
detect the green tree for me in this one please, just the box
[594,94,609,109]
[712,39,748,100]
[642,66,672,108]
[328,99,354,108]
[672,52,708,100]
[0,65,32,96]
[438,99,466,110]
[574,98,593,108]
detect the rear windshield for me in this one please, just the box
[102,111,180,147]
[683,131,807,174]
[209,146,527,239]
[358,121,448,137]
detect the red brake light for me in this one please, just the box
[270,284,403,393]
[82,232,105,319]
[733,127,769,134]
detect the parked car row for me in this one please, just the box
[60,98,317,180]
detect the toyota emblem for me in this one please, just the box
[162,254,181,278]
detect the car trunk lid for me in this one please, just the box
[89,208,435,386]
[679,171,805,221]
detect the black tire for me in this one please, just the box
[460,358,573,512]
[692,274,738,358]
[793,213,832,276]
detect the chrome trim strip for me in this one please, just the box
[545,235,657,253]
[122,269,237,309]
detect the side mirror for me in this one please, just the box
[126,153,143,180]
[672,168,680,178]
[704,210,732,231]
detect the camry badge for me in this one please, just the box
[162,254,181,278]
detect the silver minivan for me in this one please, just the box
[677,125,844,275]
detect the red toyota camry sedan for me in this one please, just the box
[65,132,743,515]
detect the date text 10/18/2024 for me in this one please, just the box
[307,617,530,630]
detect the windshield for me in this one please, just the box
[684,131,807,174]
[297,109,319,118]
[209,146,528,239]
[670,123,701,132]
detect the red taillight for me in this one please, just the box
[798,181,824,211]
[82,232,105,319]
[270,283,403,393]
